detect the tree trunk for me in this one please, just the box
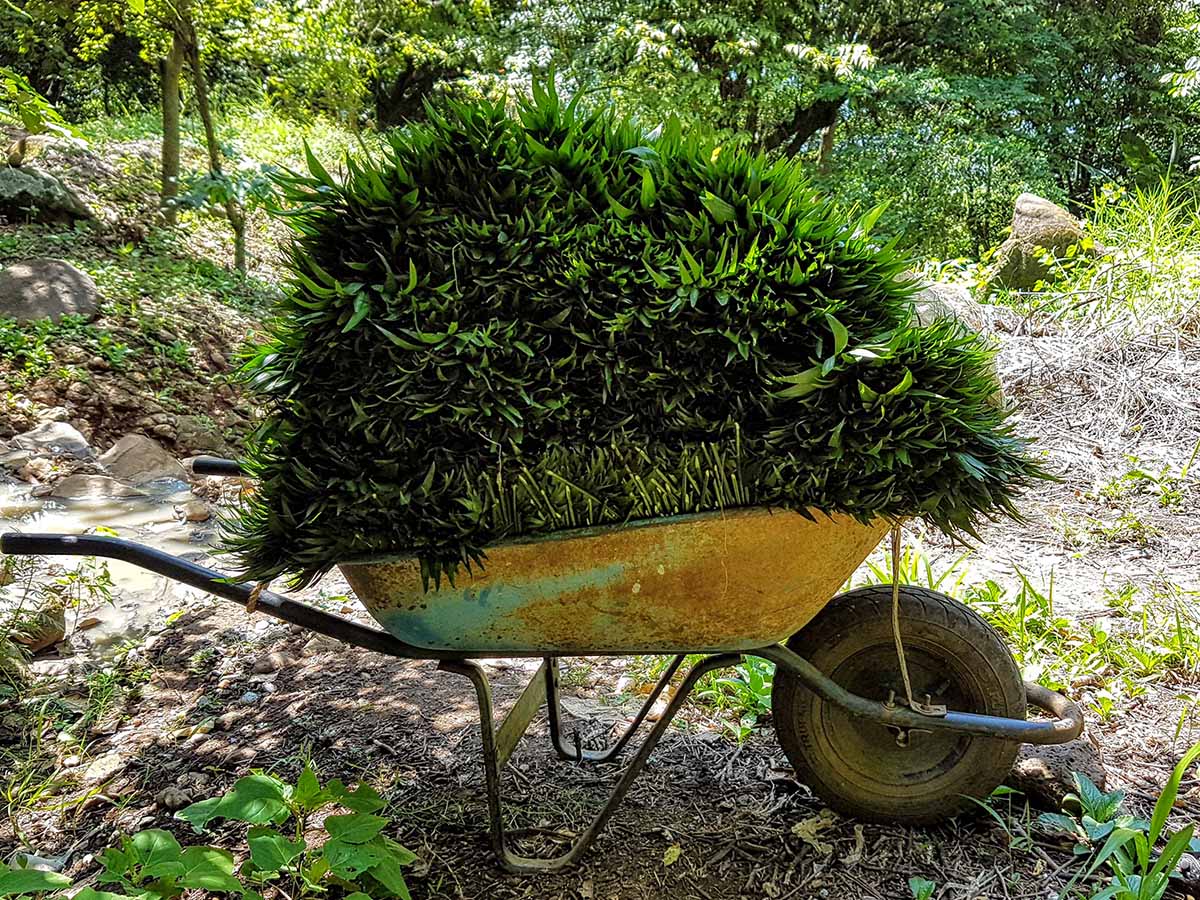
[185,35,248,273]
[817,116,837,176]
[160,32,185,226]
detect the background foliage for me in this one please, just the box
[3,0,1197,258]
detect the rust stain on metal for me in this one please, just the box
[339,508,891,654]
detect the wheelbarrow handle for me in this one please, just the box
[192,456,245,477]
[0,532,438,660]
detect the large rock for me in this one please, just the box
[985,193,1087,292]
[49,474,146,501]
[174,415,228,454]
[912,281,992,333]
[1008,739,1107,811]
[100,434,187,484]
[0,258,99,323]
[0,166,94,225]
[11,420,93,458]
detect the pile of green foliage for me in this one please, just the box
[225,83,1046,587]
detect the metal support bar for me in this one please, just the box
[438,653,741,873]
[753,644,1084,745]
[545,655,685,763]
[495,662,549,769]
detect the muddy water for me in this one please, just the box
[0,480,220,648]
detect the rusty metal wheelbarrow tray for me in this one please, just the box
[340,508,891,654]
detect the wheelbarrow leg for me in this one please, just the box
[439,654,740,874]
[544,655,686,763]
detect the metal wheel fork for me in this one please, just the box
[438,653,739,874]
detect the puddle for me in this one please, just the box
[1,480,220,648]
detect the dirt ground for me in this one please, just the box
[4,587,1198,900]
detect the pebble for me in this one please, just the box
[252,651,292,674]
[239,691,260,705]
[262,682,277,694]
[154,786,191,810]
[62,755,81,767]
[182,499,211,523]
[217,712,240,731]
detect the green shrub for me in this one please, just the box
[225,82,1046,586]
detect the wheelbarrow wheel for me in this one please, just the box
[771,584,1023,824]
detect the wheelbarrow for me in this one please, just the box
[0,456,1083,874]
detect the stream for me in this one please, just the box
[1,479,220,650]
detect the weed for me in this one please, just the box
[1048,743,1200,900]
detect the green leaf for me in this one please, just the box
[328,780,386,813]
[884,368,914,398]
[125,0,145,13]
[180,774,290,829]
[0,866,72,894]
[248,827,307,873]
[640,169,657,208]
[700,191,736,225]
[825,314,849,355]
[304,140,335,186]
[293,763,329,812]
[344,294,371,333]
[71,890,141,900]
[325,812,388,844]
[1149,741,1200,845]
[323,838,387,878]
[177,796,222,832]
[367,853,412,900]
[773,366,822,399]
[179,846,242,893]
[131,828,183,876]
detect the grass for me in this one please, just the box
[77,103,363,172]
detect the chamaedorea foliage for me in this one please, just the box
[225,81,1046,587]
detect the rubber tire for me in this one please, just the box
[771,585,1024,824]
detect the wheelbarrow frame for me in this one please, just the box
[0,456,1084,874]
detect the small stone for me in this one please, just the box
[252,651,292,674]
[82,751,125,784]
[19,457,54,483]
[302,635,339,656]
[154,786,191,810]
[217,711,240,730]
[50,474,146,501]
[62,754,81,767]
[88,355,110,371]
[239,691,260,705]
[75,616,102,631]
[1008,739,1107,810]
[262,682,277,694]
[182,499,211,522]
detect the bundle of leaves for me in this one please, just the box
[225,82,1047,587]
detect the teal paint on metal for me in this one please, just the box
[373,561,628,651]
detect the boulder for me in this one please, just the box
[174,415,228,454]
[0,258,99,323]
[0,166,94,225]
[912,281,992,333]
[11,420,93,458]
[985,193,1088,292]
[49,474,146,501]
[100,434,187,484]
[1008,739,1107,811]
